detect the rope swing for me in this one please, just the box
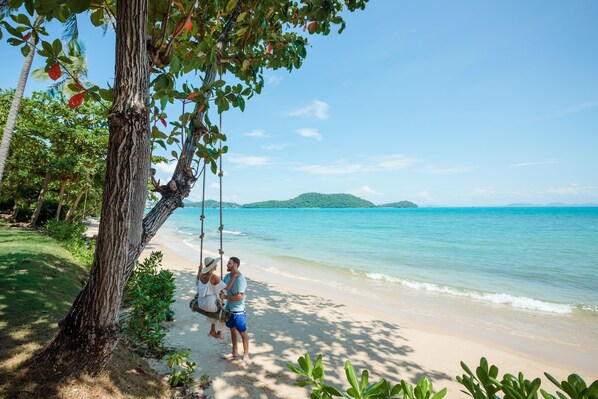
[190,95,229,322]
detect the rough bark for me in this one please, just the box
[34,0,150,376]
[29,171,51,227]
[55,179,67,220]
[0,35,36,193]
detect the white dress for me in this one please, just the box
[195,277,226,312]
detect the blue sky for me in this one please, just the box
[2,1,598,206]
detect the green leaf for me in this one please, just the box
[225,0,238,13]
[52,38,62,54]
[90,9,104,26]
[68,0,92,14]
[431,388,447,399]
[322,385,345,397]
[20,44,31,57]
[540,390,558,399]
[344,361,359,391]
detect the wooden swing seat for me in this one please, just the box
[189,294,229,322]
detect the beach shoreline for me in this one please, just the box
[140,227,597,398]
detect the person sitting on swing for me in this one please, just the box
[195,256,239,339]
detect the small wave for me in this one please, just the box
[365,272,574,314]
[222,229,245,236]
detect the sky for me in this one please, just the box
[1,1,598,206]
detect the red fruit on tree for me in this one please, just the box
[185,18,193,32]
[48,63,62,81]
[267,43,273,53]
[68,92,86,109]
[23,32,31,42]
[159,117,167,127]
[308,21,317,33]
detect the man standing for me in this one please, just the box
[220,256,249,368]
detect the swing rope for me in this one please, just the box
[190,79,229,322]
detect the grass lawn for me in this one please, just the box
[0,227,173,399]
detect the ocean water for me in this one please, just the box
[162,207,598,316]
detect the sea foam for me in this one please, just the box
[365,272,574,314]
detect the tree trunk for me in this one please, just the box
[34,0,150,376]
[65,186,86,222]
[29,171,51,227]
[0,35,37,193]
[55,179,67,220]
[10,198,19,220]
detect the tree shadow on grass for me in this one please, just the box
[0,236,172,399]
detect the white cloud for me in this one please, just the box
[243,129,267,138]
[374,155,417,171]
[296,164,362,175]
[153,161,177,175]
[210,182,220,189]
[548,184,598,195]
[294,154,417,175]
[417,191,434,201]
[421,165,472,175]
[267,75,283,86]
[295,128,323,141]
[289,100,330,120]
[511,160,558,167]
[228,154,271,167]
[353,185,383,196]
[262,143,288,151]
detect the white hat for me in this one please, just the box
[201,257,220,274]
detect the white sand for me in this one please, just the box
[136,229,598,399]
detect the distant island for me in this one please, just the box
[183,193,418,209]
[183,199,242,209]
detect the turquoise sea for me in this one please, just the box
[161,207,598,316]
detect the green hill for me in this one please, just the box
[183,199,242,208]
[242,193,376,208]
[377,200,418,208]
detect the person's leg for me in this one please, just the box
[235,313,249,368]
[205,315,218,338]
[231,326,238,355]
[239,331,250,365]
[221,314,239,360]
[215,320,224,339]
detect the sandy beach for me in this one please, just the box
[133,226,598,399]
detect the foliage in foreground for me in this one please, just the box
[122,251,176,354]
[164,349,197,388]
[287,354,598,399]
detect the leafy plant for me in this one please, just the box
[290,354,597,399]
[286,353,446,399]
[164,349,196,388]
[541,373,598,399]
[44,219,95,266]
[121,251,175,354]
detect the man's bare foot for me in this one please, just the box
[209,330,219,339]
[215,332,225,339]
[221,353,238,361]
[239,359,251,369]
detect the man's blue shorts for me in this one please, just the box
[226,312,247,332]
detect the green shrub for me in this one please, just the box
[122,251,176,354]
[44,220,94,267]
[288,354,598,399]
[164,349,197,388]
[45,219,84,241]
